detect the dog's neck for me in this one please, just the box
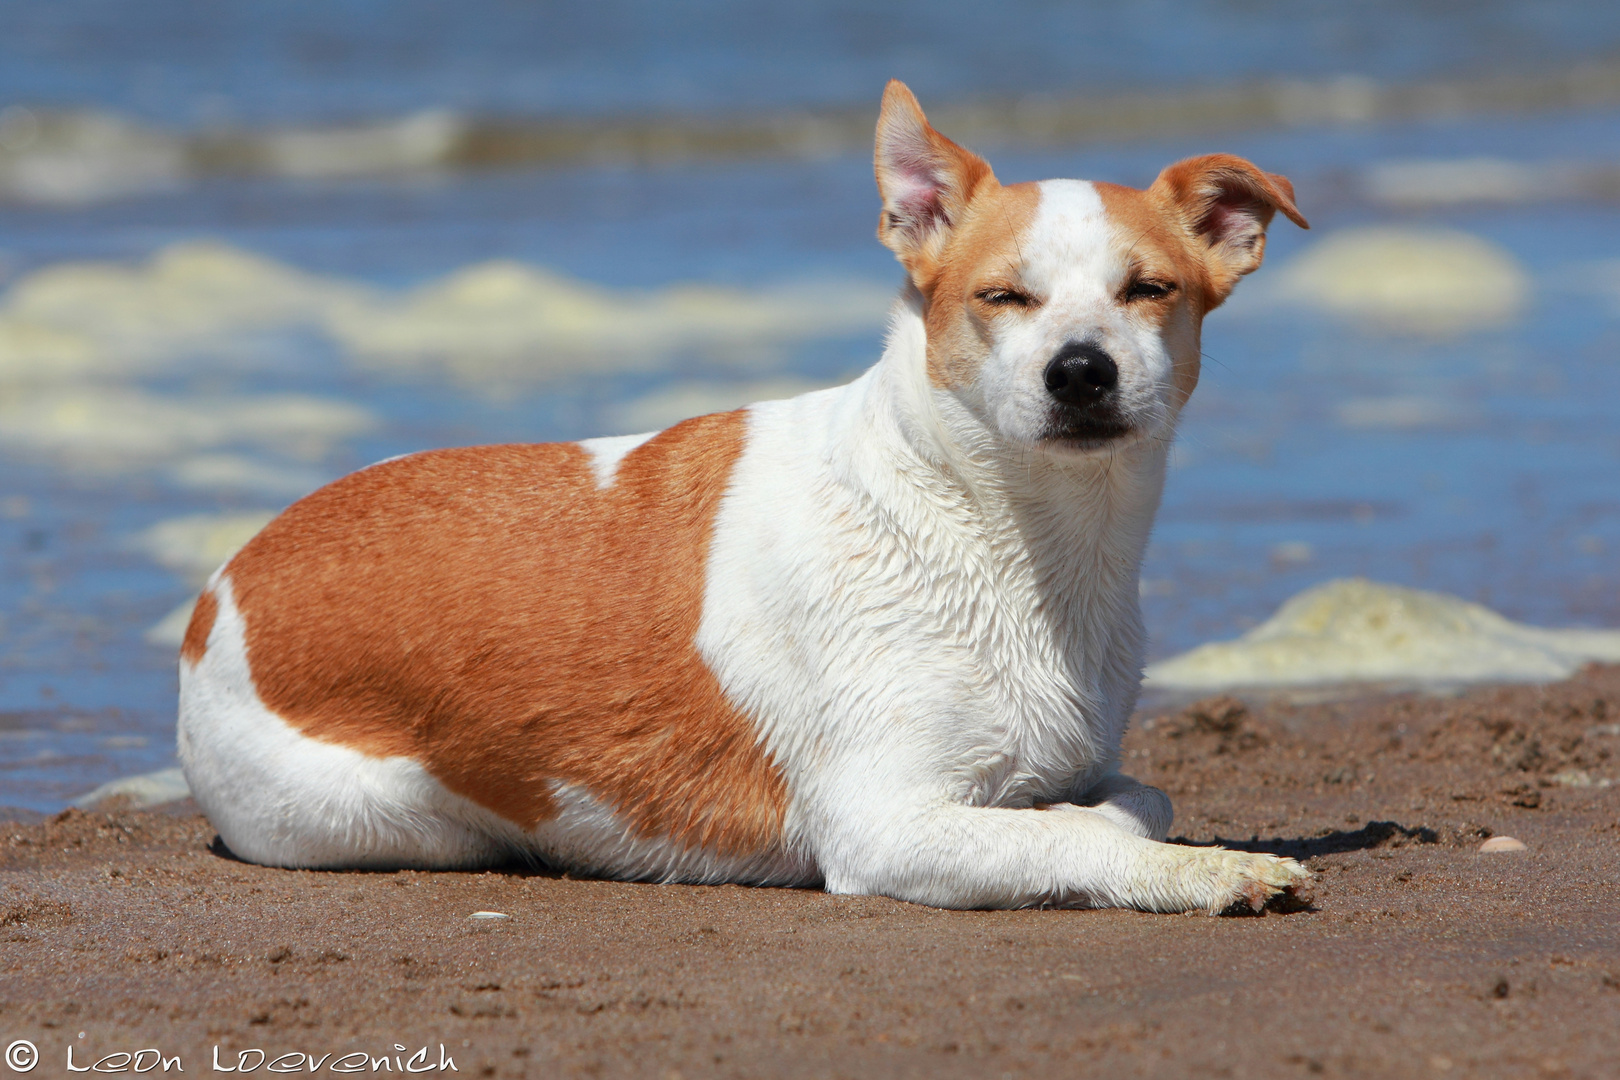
[827,290,1167,757]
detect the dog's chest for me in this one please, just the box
[820,472,1137,801]
[939,538,1132,803]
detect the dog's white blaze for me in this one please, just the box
[579,431,660,488]
[1021,180,1112,292]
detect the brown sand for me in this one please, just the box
[3,668,1619,1079]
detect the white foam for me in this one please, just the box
[1268,227,1528,336]
[1364,158,1564,207]
[0,108,187,205]
[1145,578,1620,692]
[0,241,372,382]
[329,268,890,385]
[254,110,462,179]
[0,241,891,387]
[606,376,841,434]
[1335,396,1482,431]
[144,600,200,648]
[0,108,467,204]
[73,767,191,810]
[168,454,330,498]
[0,385,373,472]
[134,511,278,585]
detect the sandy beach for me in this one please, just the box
[4,666,1618,1079]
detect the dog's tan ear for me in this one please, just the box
[1151,154,1308,305]
[874,80,996,288]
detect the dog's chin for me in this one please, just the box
[1039,420,1137,455]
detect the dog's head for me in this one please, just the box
[875,80,1307,456]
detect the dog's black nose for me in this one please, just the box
[1044,343,1118,405]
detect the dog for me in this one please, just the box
[178,80,1310,913]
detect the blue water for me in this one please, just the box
[2,2,1619,811]
[7,0,1620,124]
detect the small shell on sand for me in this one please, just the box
[1479,836,1527,853]
[468,911,510,920]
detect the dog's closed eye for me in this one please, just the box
[975,286,1038,308]
[1124,279,1177,302]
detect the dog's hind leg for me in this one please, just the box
[1070,772,1173,841]
[177,579,519,870]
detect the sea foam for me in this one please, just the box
[1146,578,1620,692]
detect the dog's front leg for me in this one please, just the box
[817,799,1308,913]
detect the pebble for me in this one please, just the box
[1479,836,1527,853]
[467,911,510,920]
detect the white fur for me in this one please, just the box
[580,431,657,488]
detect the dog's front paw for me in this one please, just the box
[1203,850,1312,915]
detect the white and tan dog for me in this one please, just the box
[178,82,1310,913]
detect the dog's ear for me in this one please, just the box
[1150,154,1308,305]
[874,80,996,288]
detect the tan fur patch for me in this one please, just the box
[181,588,218,667]
[224,411,788,857]
[1148,154,1307,301]
[923,181,1041,389]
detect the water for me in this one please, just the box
[9,1,1620,124]
[2,1,1619,811]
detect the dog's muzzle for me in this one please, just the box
[1042,342,1132,444]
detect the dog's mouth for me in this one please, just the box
[1041,414,1135,450]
